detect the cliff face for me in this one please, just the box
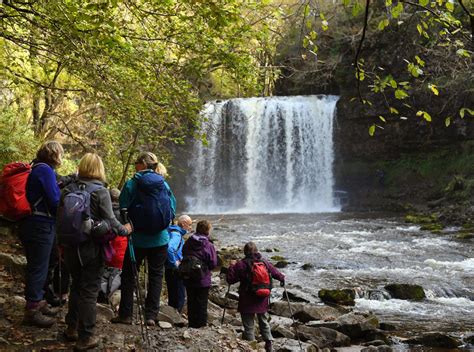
[274,20,474,212]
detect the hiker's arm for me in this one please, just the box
[167,233,180,267]
[226,261,242,284]
[97,189,128,236]
[39,166,61,214]
[119,179,134,209]
[207,244,218,270]
[268,262,285,283]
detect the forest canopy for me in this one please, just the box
[1,0,472,184]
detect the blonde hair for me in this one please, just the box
[78,153,106,182]
[157,162,168,178]
[135,151,158,170]
[36,141,64,168]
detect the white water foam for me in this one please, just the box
[186,95,339,214]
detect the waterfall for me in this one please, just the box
[186,95,339,214]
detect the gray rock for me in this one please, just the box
[336,312,379,339]
[301,263,314,271]
[379,322,396,331]
[284,290,311,303]
[269,315,295,327]
[209,289,238,309]
[406,332,461,348]
[305,320,341,329]
[296,325,351,348]
[158,305,187,327]
[159,321,172,329]
[270,301,343,323]
[272,325,295,339]
[361,346,393,352]
[0,253,26,276]
[275,261,289,268]
[363,329,390,344]
[274,337,318,352]
[362,340,389,346]
[96,303,114,322]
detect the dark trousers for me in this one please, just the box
[186,286,209,328]
[44,240,70,297]
[64,241,104,339]
[18,219,55,303]
[119,244,167,321]
[165,266,185,312]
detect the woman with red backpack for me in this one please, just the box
[226,242,285,352]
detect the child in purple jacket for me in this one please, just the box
[227,242,285,352]
[182,220,217,328]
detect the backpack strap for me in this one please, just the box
[29,162,53,218]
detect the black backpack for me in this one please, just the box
[178,256,207,280]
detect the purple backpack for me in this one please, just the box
[57,182,102,246]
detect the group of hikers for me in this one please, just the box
[0,140,285,352]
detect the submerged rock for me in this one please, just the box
[301,263,314,270]
[384,283,425,301]
[406,332,461,348]
[318,288,356,306]
[275,261,289,268]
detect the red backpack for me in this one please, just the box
[247,259,272,297]
[0,162,33,221]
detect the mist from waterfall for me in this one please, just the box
[186,95,339,214]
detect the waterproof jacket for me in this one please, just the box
[166,225,186,268]
[182,233,217,288]
[227,253,285,314]
[26,161,60,223]
[119,170,176,248]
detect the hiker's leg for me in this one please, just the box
[44,238,59,305]
[76,242,104,340]
[144,245,167,321]
[176,277,186,313]
[186,286,197,327]
[165,267,178,308]
[194,287,209,328]
[19,220,54,303]
[118,244,135,318]
[241,313,256,341]
[64,247,81,329]
[257,312,273,341]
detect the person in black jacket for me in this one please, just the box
[61,153,131,351]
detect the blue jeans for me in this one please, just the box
[165,266,185,312]
[19,218,55,303]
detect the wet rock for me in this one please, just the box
[379,322,396,331]
[406,332,461,348]
[363,340,389,346]
[318,288,355,306]
[384,284,425,301]
[275,261,289,268]
[270,301,344,323]
[296,326,351,348]
[271,255,286,261]
[272,325,295,339]
[0,253,26,276]
[273,337,318,352]
[306,320,341,329]
[336,312,379,339]
[464,334,474,344]
[363,329,390,344]
[361,346,393,352]
[301,263,314,270]
[158,305,187,327]
[284,290,311,303]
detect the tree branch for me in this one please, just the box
[354,0,370,103]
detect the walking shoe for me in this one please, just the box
[64,326,78,341]
[38,300,60,316]
[264,340,273,352]
[110,315,132,325]
[74,335,99,351]
[44,288,61,307]
[146,319,156,326]
[22,309,55,328]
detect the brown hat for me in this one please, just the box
[135,152,158,170]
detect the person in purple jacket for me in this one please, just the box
[182,219,217,328]
[227,242,285,352]
[18,141,64,328]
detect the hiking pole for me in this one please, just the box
[283,285,303,351]
[221,284,231,325]
[128,236,150,348]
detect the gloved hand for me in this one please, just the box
[280,280,285,287]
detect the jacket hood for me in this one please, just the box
[168,225,186,236]
[187,233,210,250]
[245,252,262,261]
[133,170,164,192]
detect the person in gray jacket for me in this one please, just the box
[61,153,131,351]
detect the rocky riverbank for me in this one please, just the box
[0,221,472,351]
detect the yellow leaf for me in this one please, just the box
[379,115,387,122]
[369,124,376,136]
[445,117,451,127]
[428,84,439,95]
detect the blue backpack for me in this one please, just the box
[57,182,103,246]
[128,172,173,234]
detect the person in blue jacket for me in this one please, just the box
[19,141,64,328]
[165,215,192,312]
[111,152,176,326]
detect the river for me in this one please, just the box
[200,212,473,340]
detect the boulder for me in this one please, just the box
[384,284,425,301]
[318,288,356,306]
[270,301,344,323]
[301,263,314,271]
[0,253,26,276]
[406,333,461,348]
[296,326,351,348]
[465,334,474,345]
[272,325,295,339]
[269,315,294,327]
[335,312,379,339]
[284,290,311,303]
[379,322,396,331]
[158,305,187,327]
[209,288,238,309]
[362,329,390,344]
[275,261,289,268]
[362,340,389,346]
[306,320,341,329]
[273,338,318,352]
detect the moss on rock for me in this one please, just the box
[318,288,356,306]
[385,283,425,301]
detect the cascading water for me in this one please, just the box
[186,95,339,214]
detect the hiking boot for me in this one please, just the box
[23,309,55,328]
[64,326,78,341]
[38,300,60,316]
[110,315,132,325]
[264,340,273,352]
[146,319,156,326]
[74,335,99,351]
[45,289,61,307]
